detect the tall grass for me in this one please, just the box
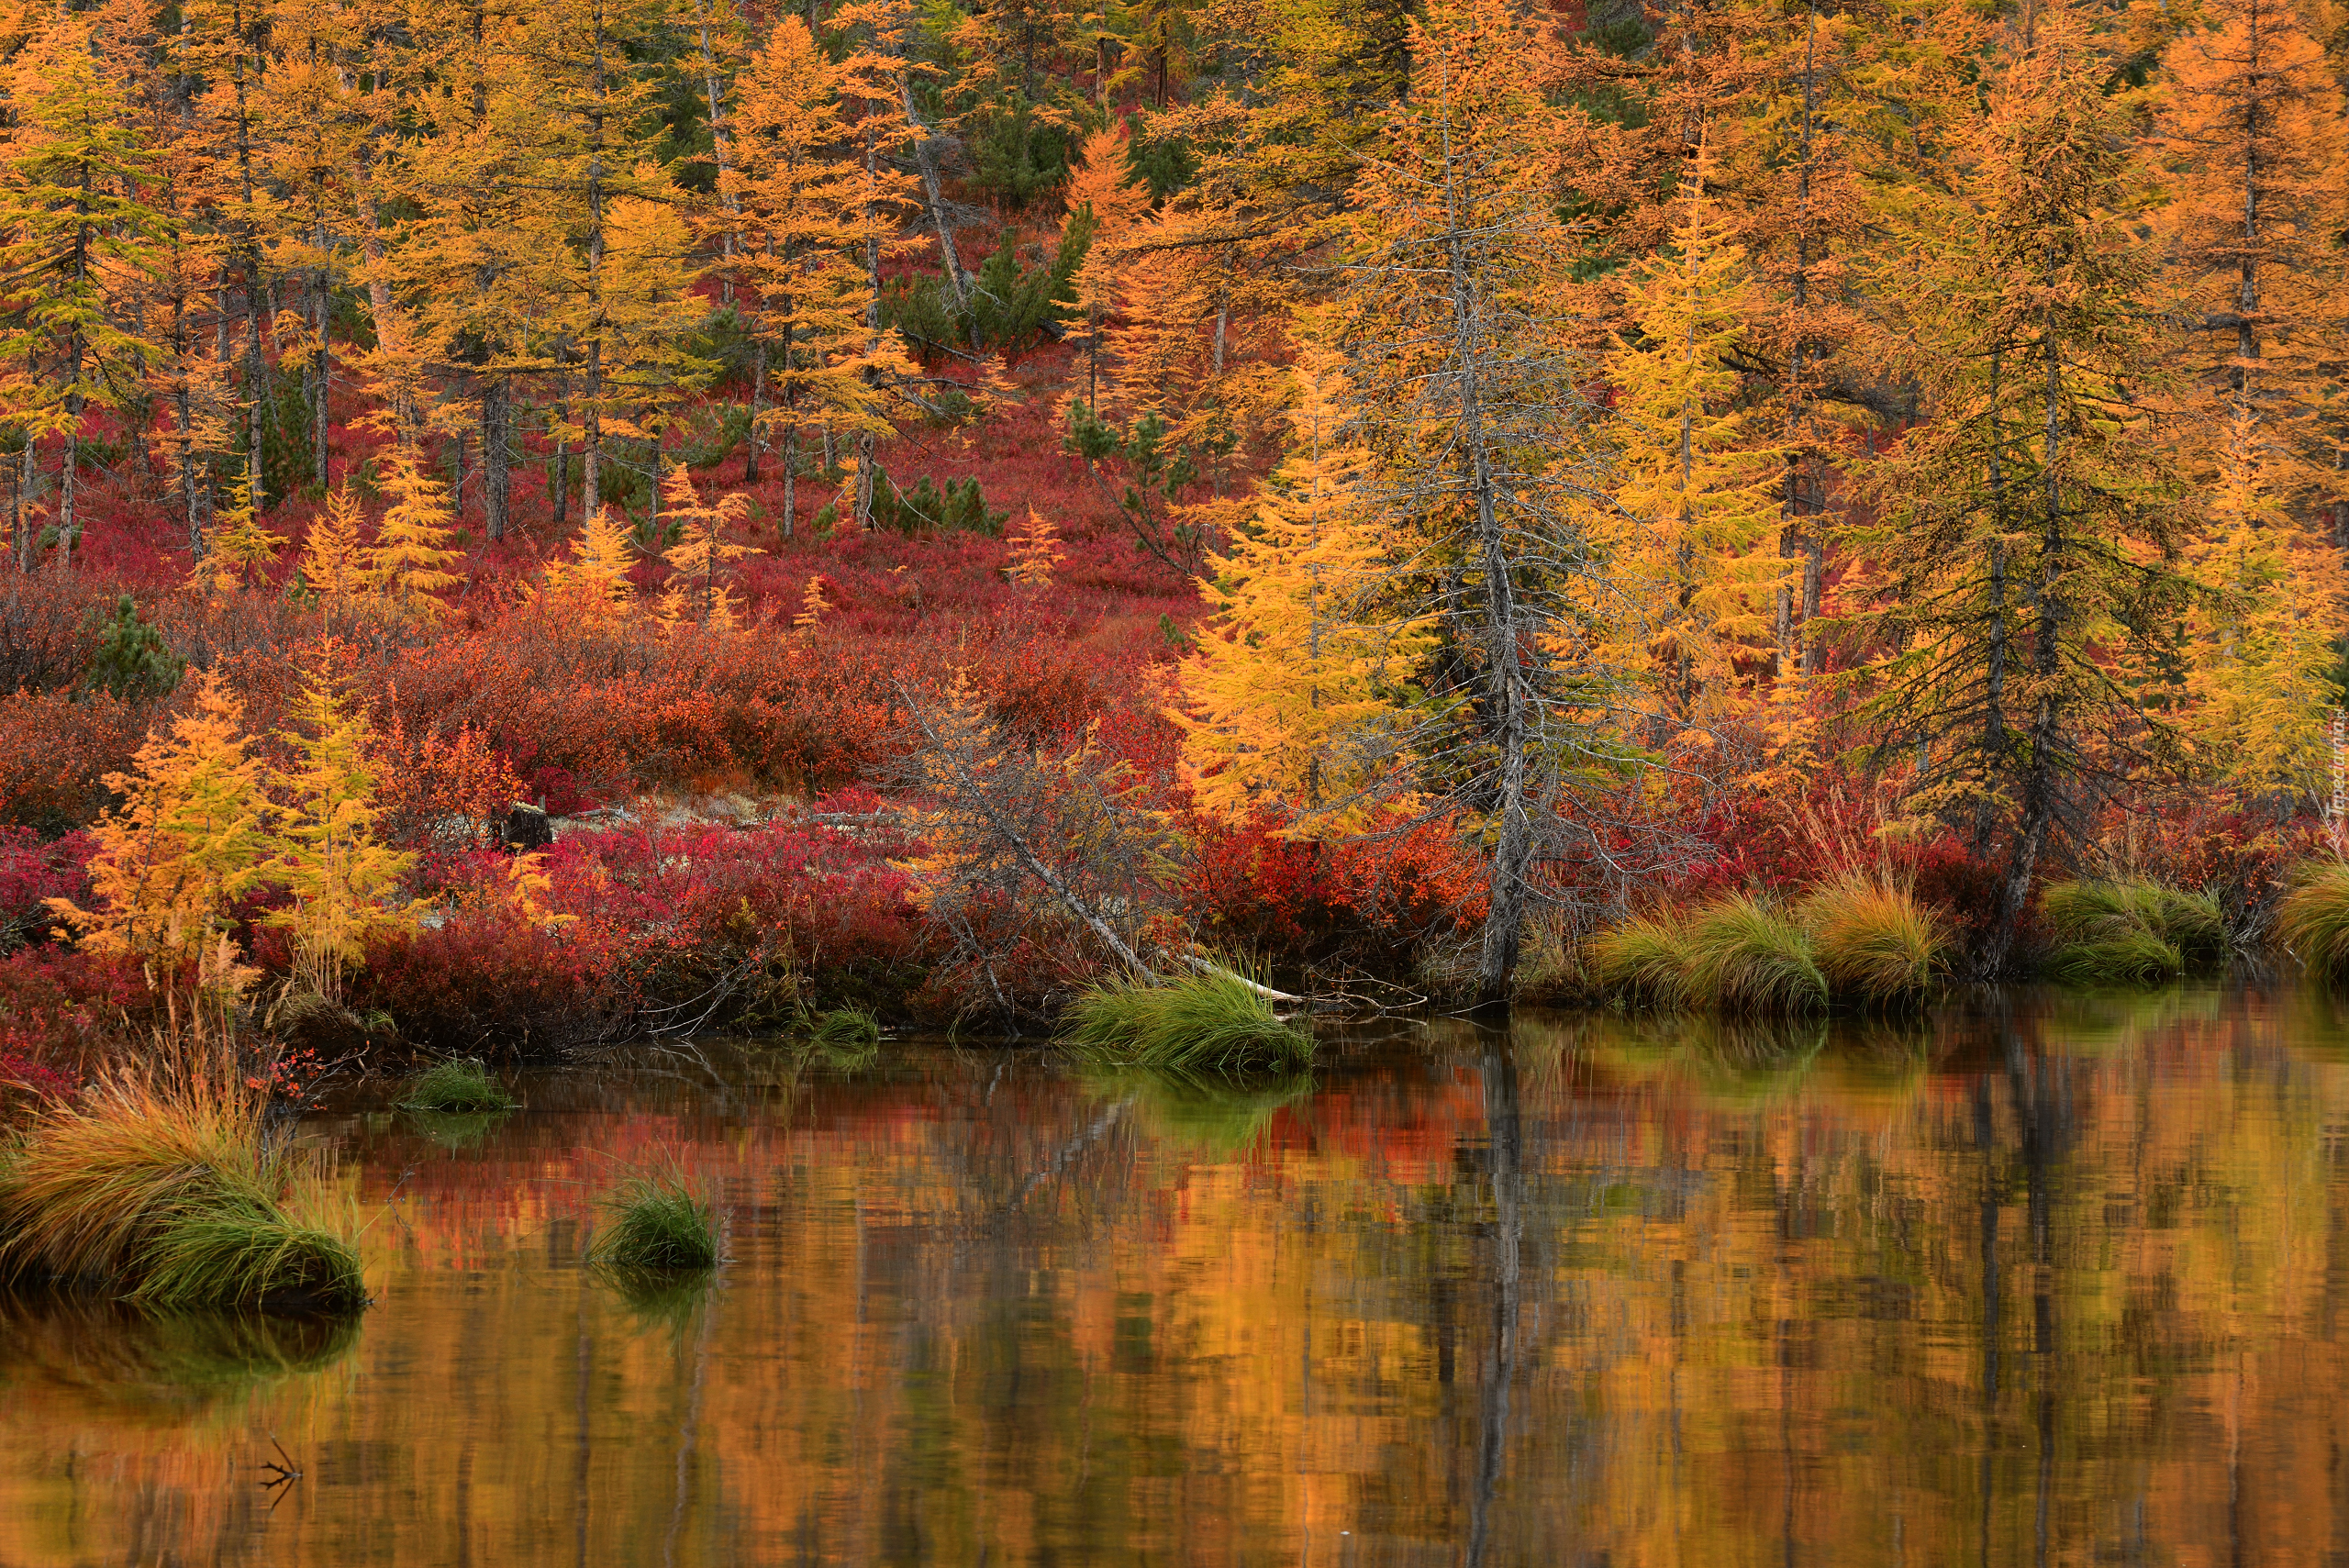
[396,1059,517,1114]
[1061,969,1314,1073]
[587,1172,719,1273]
[1585,914,1697,1009]
[0,1065,364,1313]
[1798,876,1950,1007]
[2043,878,2227,984]
[2277,859,2349,988]
[1686,895,1827,1015]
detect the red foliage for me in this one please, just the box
[1181,812,1482,977]
[0,827,91,948]
[353,910,637,1062]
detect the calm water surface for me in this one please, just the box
[6,989,2349,1565]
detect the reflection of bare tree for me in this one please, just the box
[1468,1029,1522,1568]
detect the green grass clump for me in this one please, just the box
[809,1007,881,1049]
[1686,895,1827,1016]
[1798,876,1950,1007]
[587,1173,719,1273]
[2277,860,2349,988]
[0,1070,364,1314]
[1585,913,1698,1009]
[396,1059,518,1114]
[1062,969,1314,1073]
[2043,878,2227,984]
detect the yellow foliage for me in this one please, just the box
[264,673,418,1006]
[1176,344,1434,833]
[1006,506,1064,590]
[794,574,831,632]
[366,450,463,617]
[538,507,640,627]
[659,462,754,629]
[301,485,367,628]
[1595,153,1788,725]
[2179,405,2349,800]
[199,474,287,593]
[47,671,273,982]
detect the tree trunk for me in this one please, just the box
[482,376,510,539]
[780,417,796,539]
[744,339,765,483]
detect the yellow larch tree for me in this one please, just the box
[538,506,642,628]
[366,451,464,618]
[1006,506,1064,589]
[1176,345,1432,833]
[2179,404,2349,802]
[47,670,274,983]
[658,462,753,629]
[728,14,918,536]
[1063,126,1150,413]
[1597,161,1787,727]
[300,485,367,630]
[199,473,287,592]
[266,674,417,1006]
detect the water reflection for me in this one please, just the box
[4,989,2349,1564]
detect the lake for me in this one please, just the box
[5,987,2348,1565]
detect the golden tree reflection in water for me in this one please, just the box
[4,988,2348,1565]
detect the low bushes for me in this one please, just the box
[1062,968,1314,1073]
[2043,878,2229,985]
[0,1066,364,1313]
[2278,860,2349,988]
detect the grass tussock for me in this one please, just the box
[587,1173,719,1273]
[2277,860,2349,988]
[1798,877,1950,1007]
[2043,878,2227,985]
[0,1067,364,1313]
[1685,895,1827,1015]
[1585,914,1698,1010]
[1061,969,1314,1073]
[396,1059,518,1114]
[809,1007,881,1050]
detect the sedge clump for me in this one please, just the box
[587,1173,719,1273]
[1061,969,1314,1074]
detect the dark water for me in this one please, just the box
[7,989,2349,1566]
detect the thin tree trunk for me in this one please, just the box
[744,339,765,483]
[584,0,610,519]
[483,377,510,539]
[780,416,796,539]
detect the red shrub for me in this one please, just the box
[0,827,92,949]
[353,911,637,1062]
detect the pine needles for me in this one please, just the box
[1061,969,1315,1073]
[0,1066,365,1313]
[2277,860,2349,988]
[586,1173,719,1273]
